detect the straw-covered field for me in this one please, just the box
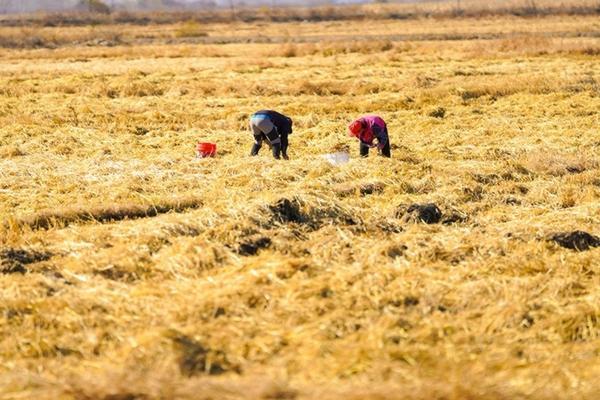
[1,6,599,400]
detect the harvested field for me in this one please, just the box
[0,4,599,400]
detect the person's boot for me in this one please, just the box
[250,143,261,156]
[282,153,289,160]
[272,143,281,159]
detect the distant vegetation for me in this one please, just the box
[0,0,598,27]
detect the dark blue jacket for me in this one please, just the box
[253,110,293,135]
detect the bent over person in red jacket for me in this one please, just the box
[348,115,391,158]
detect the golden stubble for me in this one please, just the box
[0,10,599,400]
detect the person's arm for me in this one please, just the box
[360,122,378,148]
[372,124,388,150]
[270,112,287,133]
[278,114,292,135]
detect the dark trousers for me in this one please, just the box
[360,141,391,158]
[251,130,288,159]
[280,131,288,157]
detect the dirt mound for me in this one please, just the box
[0,248,53,274]
[237,235,272,256]
[268,197,358,228]
[269,198,307,224]
[397,203,442,224]
[549,231,600,251]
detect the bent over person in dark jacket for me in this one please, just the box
[250,110,293,160]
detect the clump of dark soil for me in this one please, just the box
[269,198,306,224]
[521,313,535,329]
[359,182,385,196]
[237,235,272,256]
[133,126,149,136]
[428,107,446,119]
[267,197,359,229]
[472,173,499,185]
[548,231,600,251]
[170,333,239,377]
[403,296,420,307]
[0,248,53,274]
[504,197,521,205]
[387,244,407,258]
[441,210,468,225]
[334,182,385,198]
[319,287,334,298]
[463,185,484,202]
[213,307,226,318]
[386,296,420,307]
[397,203,442,224]
[566,165,585,174]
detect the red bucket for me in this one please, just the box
[196,142,217,158]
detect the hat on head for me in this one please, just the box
[348,120,364,137]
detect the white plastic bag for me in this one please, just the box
[322,152,350,166]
